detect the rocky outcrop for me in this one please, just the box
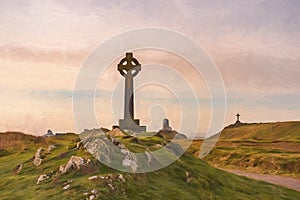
[83,129,139,172]
[121,147,138,172]
[33,148,44,166]
[84,137,115,164]
[59,156,85,174]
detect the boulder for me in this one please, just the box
[121,148,138,172]
[88,176,98,181]
[63,184,70,190]
[118,174,125,182]
[37,174,49,184]
[82,129,138,172]
[33,147,44,166]
[76,141,83,149]
[47,145,56,153]
[106,128,126,137]
[59,156,85,174]
[85,138,114,164]
[13,163,23,174]
[185,171,194,183]
[107,183,115,191]
[145,151,152,164]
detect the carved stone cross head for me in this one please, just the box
[117,52,141,77]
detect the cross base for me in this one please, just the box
[119,119,146,132]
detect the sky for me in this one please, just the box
[0,0,299,137]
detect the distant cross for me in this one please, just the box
[236,113,240,122]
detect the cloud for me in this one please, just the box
[0,0,299,134]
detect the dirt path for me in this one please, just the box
[224,169,300,192]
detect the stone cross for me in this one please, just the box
[118,52,146,132]
[236,113,240,122]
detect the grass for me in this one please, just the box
[0,131,299,199]
[199,121,300,178]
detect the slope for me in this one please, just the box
[203,121,300,177]
[0,131,299,200]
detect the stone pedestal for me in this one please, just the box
[119,119,146,132]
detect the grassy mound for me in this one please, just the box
[0,132,299,199]
[203,121,300,177]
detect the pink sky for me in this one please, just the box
[0,1,299,136]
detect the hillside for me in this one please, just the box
[202,121,300,178]
[0,131,299,199]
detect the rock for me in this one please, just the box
[33,147,44,166]
[145,151,152,163]
[59,165,64,172]
[118,174,125,182]
[13,163,23,174]
[88,176,98,181]
[59,156,85,174]
[63,184,70,190]
[85,138,114,164]
[47,145,56,153]
[121,148,138,172]
[67,179,73,184]
[37,174,49,184]
[76,141,83,149]
[82,129,138,172]
[89,195,96,200]
[70,156,85,167]
[107,183,115,190]
[106,128,126,137]
[185,171,194,183]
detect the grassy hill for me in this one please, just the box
[202,121,300,178]
[0,131,299,199]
